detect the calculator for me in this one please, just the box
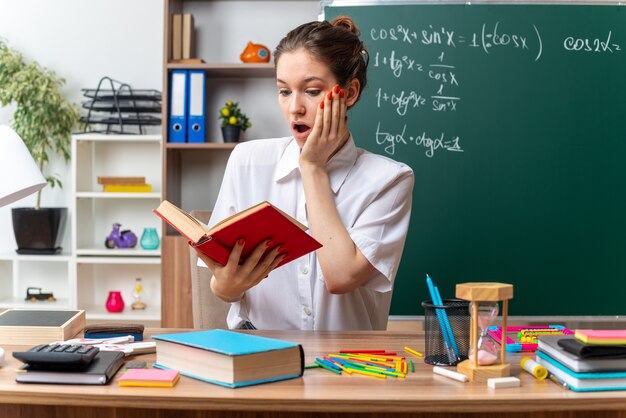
[13,343,100,368]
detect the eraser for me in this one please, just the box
[125,361,147,370]
[487,376,520,389]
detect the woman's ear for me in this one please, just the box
[345,79,361,109]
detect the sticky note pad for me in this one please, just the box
[118,368,180,387]
[487,376,520,389]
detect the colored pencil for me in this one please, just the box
[404,346,424,358]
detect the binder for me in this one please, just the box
[187,70,206,143]
[168,70,188,143]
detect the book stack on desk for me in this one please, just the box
[536,332,626,392]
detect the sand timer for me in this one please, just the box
[468,302,499,366]
[131,277,146,310]
[455,282,513,382]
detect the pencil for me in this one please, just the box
[315,358,342,375]
[404,346,424,358]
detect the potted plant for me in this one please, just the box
[219,100,251,143]
[0,39,79,254]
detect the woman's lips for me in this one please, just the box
[292,123,312,140]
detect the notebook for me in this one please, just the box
[536,350,626,392]
[537,336,626,373]
[16,351,125,385]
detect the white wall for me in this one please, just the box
[0,0,164,253]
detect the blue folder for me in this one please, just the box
[168,69,188,143]
[186,70,206,143]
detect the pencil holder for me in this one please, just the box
[421,299,470,366]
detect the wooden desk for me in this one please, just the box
[1,329,626,418]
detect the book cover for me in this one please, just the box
[537,336,626,373]
[575,329,626,345]
[118,368,180,387]
[103,184,152,193]
[0,309,85,345]
[97,176,146,185]
[536,350,626,392]
[16,351,125,385]
[152,329,304,388]
[153,200,322,267]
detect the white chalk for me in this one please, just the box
[487,376,520,389]
[0,346,4,367]
[433,366,468,383]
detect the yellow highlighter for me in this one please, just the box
[520,357,548,380]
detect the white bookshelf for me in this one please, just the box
[0,252,73,310]
[71,133,162,323]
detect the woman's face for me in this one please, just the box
[276,48,338,148]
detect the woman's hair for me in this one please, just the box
[274,15,369,104]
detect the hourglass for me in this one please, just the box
[455,282,513,382]
[131,277,146,310]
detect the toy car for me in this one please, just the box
[25,287,56,302]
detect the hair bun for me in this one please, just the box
[330,15,360,37]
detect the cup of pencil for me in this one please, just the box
[421,299,470,366]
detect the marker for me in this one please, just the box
[433,366,468,383]
[404,346,424,358]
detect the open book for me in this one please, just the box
[153,200,322,267]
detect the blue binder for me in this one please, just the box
[187,70,206,143]
[168,70,188,143]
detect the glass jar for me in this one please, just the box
[140,227,160,250]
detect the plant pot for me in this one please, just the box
[12,207,68,255]
[221,125,241,143]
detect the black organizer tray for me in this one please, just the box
[80,115,161,126]
[81,89,161,101]
[82,100,162,113]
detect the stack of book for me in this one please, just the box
[98,176,152,193]
[536,331,626,392]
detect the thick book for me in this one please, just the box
[152,329,304,388]
[575,329,626,345]
[16,351,125,385]
[103,184,152,193]
[0,309,85,345]
[97,176,146,185]
[153,200,322,267]
[537,336,626,373]
[118,368,180,387]
[536,350,626,392]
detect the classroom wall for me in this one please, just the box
[0,0,164,253]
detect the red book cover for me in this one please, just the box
[153,200,322,267]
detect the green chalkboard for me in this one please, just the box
[325,4,626,316]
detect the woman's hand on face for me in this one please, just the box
[196,239,286,302]
[299,84,348,168]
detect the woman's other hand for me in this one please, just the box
[299,84,348,168]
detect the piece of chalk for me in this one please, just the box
[487,376,521,389]
[432,366,468,383]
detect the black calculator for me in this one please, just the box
[13,343,99,368]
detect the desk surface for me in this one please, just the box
[1,329,626,417]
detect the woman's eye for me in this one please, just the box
[278,89,291,97]
[306,89,321,97]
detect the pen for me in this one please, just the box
[548,373,569,389]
